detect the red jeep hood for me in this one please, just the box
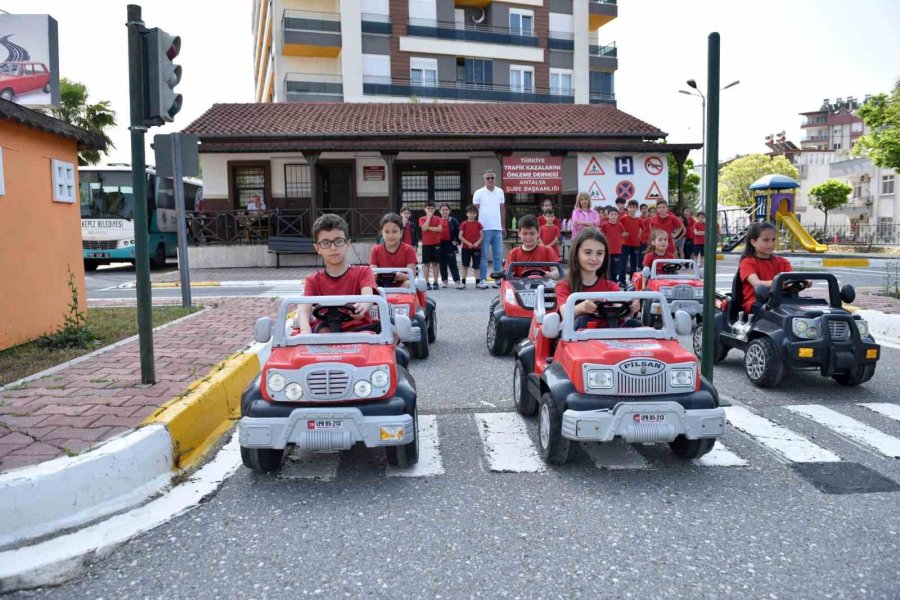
[267,342,396,369]
[560,337,696,365]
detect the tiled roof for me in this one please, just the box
[183,102,667,140]
[0,99,106,149]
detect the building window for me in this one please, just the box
[590,71,614,99]
[398,164,465,212]
[883,174,895,195]
[510,65,534,94]
[550,68,573,96]
[363,53,391,84]
[833,142,842,150]
[285,164,312,197]
[509,9,534,37]
[549,12,574,37]
[0,147,5,196]
[230,164,268,208]
[457,58,492,88]
[410,57,438,87]
[362,0,389,17]
[51,159,76,203]
[877,217,894,242]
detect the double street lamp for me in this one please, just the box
[679,78,740,210]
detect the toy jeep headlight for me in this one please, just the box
[284,382,303,401]
[792,318,821,339]
[354,380,372,398]
[505,288,517,305]
[267,372,286,392]
[856,319,869,338]
[371,368,390,388]
[391,305,410,318]
[693,287,704,299]
[670,368,694,387]
[659,286,674,298]
[586,369,614,389]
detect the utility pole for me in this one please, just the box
[700,32,720,384]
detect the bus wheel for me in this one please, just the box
[150,243,167,269]
[83,260,99,272]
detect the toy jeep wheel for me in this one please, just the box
[744,337,786,388]
[538,393,578,465]
[669,436,715,460]
[426,312,437,344]
[513,359,537,416]
[241,446,283,473]
[411,330,430,359]
[832,364,875,387]
[486,314,511,356]
[692,326,729,363]
[385,407,419,468]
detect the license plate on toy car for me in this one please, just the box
[307,419,342,430]
[632,413,666,423]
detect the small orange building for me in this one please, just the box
[0,99,105,350]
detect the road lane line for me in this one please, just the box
[860,403,900,423]
[582,440,651,470]
[387,415,444,477]
[787,405,900,458]
[725,406,841,463]
[475,413,545,473]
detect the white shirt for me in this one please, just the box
[473,186,505,231]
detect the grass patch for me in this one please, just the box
[0,306,201,387]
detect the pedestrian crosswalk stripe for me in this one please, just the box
[475,413,546,473]
[695,441,749,467]
[860,403,900,423]
[387,415,444,478]
[724,406,842,463]
[786,405,900,459]
[582,440,651,470]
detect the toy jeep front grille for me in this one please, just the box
[306,369,350,399]
[828,320,850,341]
[616,371,668,395]
[517,290,556,310]
[672,285,696,301]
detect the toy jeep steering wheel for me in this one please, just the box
[588,300,633,321]
[781,280,807,295]
[662,263,683,274]
[376,273,398,287]
[312,304,358,331]
[520,268,549,278]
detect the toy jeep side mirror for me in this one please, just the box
[491,271,506,281]
[416,277,428,293]
[754,284,771,304]
[394,315,414,341]
[840,284,856,304]
[673,311,692,336]
[641,267,651,280]
[542,312,561,339]
[254,317,274,343]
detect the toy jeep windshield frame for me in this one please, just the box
[557,291,689,341]
[763,272,845,308]
[645,259,701,281]
[492,261,565,280]
[371,267,425,294]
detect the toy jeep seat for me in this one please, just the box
[727,272,743,325]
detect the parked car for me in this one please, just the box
[631,258,704,327]
[0,62,52,101]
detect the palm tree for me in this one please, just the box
[41,78,116,165]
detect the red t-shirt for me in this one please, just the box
[504,244,557,277]
[440,217,451,242]
[460,220,483,247]
[369,242,418,269]
[537,215,547,228]
[650,214,683,249]
[685,217,696,240]
[555,277,620,308]
[601,221,626,254]
[304,265,377,327]
[619,214,642,247]
[402,222,414,246]
[640,216,651,244]
[419,215,441,246]
[539,224,561,260]
[643,250,676,273]
[692,221,706,246]
[739,255,793,314]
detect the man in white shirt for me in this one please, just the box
[247,195,266,213]
[473,169,506,289]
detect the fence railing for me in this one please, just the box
[185,208,385,245]
[801,223,900,246]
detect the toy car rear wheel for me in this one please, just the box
[513,359,537,416]
[486,313,511,356]
[538,393,578,465]
[832,364,876,387]
[668,436,715,459]
[385,406,419,468]
[43,83,51,93]
[240,446,283,473]
[744,337,786,388]
[0,88,12,101]
[692,325,729,363]
[411,326,430,359]
[426,312,437,344]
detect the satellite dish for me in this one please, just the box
[471,8,486,23]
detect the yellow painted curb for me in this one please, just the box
[143,350,261,470]
[715,254,725,261]
[151,282,180,288]
[823,258,869,268]
[843,304,859,313]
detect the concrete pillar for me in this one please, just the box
[340,0,363,101]
[573,1,590,104]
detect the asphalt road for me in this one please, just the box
[17,281,900,599]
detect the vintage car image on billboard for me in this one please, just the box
[0,14,60,107]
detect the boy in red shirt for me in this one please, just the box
[536,198,554,227]
[504,215,559,278]
[458,204,484,289]
[691,211,707,268]
[419,201,442,290]
[370,212,418,288]
[400,206,419,249]
[299,213,377,333]
[539,209,561,261]
[619,199,643,284]
[601,208,627,287]
[738,222,797,316]
[649,200,685,252]
[639,203,651,254]
[643,228,676,274]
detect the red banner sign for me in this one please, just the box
[502,155,563,193]
[363,166,385,181]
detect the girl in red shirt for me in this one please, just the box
[370,213,419,288]
[642,229,676,273]
[557,228,640,330]
[738,222,795,316]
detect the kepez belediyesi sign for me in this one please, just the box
[502,155,563,194]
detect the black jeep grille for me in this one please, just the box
[828,320,850,341]
[306,369,350,398]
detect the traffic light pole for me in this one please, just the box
[171,132,192,307]
[700,32,720,383]
[127,4,156,384]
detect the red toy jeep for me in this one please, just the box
[486,261,562,356]
[0,62,52,101]
[513,286,725,464]
[631,258,704,326]
[239,295,419,472]
[372,267,431,359]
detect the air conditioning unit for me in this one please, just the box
[859,174,870,183]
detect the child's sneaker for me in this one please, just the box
[476,281,489,289]
[441,281,449,288]
[456,282,465,290]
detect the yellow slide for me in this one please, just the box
[776,212,828,253]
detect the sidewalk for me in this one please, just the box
[0,297,278,473]
[151,266,314,284]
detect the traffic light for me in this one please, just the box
[142,27,182,126]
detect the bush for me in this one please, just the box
[39,266,97,350]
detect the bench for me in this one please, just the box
[267,235,316,268]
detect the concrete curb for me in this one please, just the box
[0,340,268,551]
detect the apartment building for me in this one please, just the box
[251,0,618,105]
[799,96,866,152]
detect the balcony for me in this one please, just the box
[801,117,828,128]
[801,134,829,143]
[406,18,539,47]
[363,76,574,104]
[361,12,391,35]
[589,92,616,105]
[548,31,574,51]
[284,73,343,102]
[589,0,618,29]
[282,10,341,58]
[589,42,617,69]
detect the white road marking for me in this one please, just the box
[475,413,546,473]
[387,415,444,477]
[582,440,651,470]
[695,441,749,467]
[787,405,900,458]
[479,400,497,408]
[278,449,340,481]
[860,403,900,423]
[261,284,304,298]
[725,406,841,463]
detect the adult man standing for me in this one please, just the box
[473,170,506,289]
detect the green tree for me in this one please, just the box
[40,78,116,165]
[853,80,900,171]
[808,179,852,230]
[667,154,701,212]
[719,154,799,207]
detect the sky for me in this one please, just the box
[2,0,899,169]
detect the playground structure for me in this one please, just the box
[719,174,828,253]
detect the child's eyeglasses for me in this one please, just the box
[316,238,348,249]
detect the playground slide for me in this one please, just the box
[776,212,828,253]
